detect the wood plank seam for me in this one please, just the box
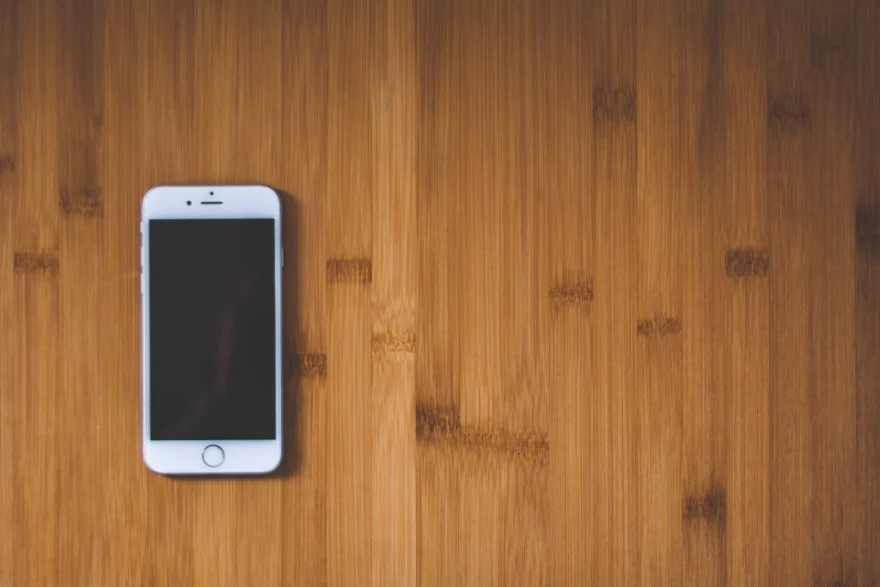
[326,258,372,283]
[636,314,682,337]
[769,95,811,129]
[371,332,415,353]
[12,253,59,274]
[856,202,880,255]
[549,280,594,309]
[59,187,103,217]
[725,248,771,277]
[0,154,14,174]
[415,404,549,467]
[810,39,849,71]
[286,353,327,379]
[683,477,727,527]
[592,86,637,122]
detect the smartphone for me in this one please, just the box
[141,185,283,474]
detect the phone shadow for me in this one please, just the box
[272,188,302,478]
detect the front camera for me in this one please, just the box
[186,201,191,206]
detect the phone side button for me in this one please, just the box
[202,444,225,468]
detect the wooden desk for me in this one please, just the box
[1,0,878,584]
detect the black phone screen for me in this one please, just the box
[148,219,277,440]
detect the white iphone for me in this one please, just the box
[141,185,283,475]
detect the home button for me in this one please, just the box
[202,444,225,468]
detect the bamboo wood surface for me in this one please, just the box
[1,0,879,585]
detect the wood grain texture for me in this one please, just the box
[854,3,880,586]
[0,2,17,585]
[2,0,879,585]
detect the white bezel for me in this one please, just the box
[141,185,283,475]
